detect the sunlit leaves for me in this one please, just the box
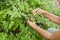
[0,0,60,40]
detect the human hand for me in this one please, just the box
[32,8,45,15]
[27,19,35,26]
[27,19,35,25]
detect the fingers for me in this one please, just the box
[32,8,40,13]
[27,19,31,24]
[27,19,30,23]
[32,8,40,15]
[27,18,35,25]
[32,8,44,15]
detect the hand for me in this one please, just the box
[32,8,45,15]
[27,19,35,26]
[27,19,35,24]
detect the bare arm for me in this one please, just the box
[43,11,60,24]
[33,8,60,24]
[57,0,60,3]
[27,19,52,39]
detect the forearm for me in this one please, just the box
[43,11,60,24]
[29,23,52,39]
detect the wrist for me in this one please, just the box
[42,11,48,15]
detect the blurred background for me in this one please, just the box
[0,0,60,40]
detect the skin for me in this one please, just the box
[32,8,60,24]
[27,19,52,39]
[27,8,60,40]
[51,31,60,40]
[57,0,60,4]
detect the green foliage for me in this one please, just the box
[0,0,60,40]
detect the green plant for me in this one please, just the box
[0,0,60,40]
